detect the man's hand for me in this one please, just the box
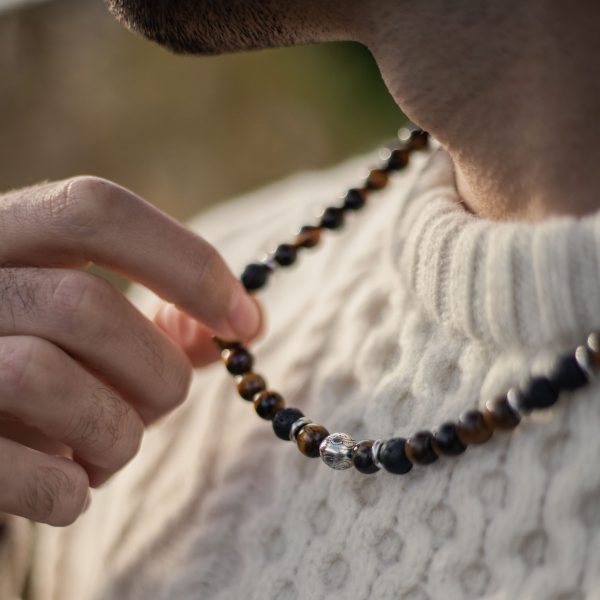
[0,176,262,526]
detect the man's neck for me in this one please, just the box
[360,0,600,221]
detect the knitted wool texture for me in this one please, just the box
[27,144,600,600]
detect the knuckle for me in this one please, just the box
[23,464,87,527]
[94,387,143,469]
[195,241,221,285]
[66,386,143,472]
[47,176,117,237]
[0,336,40,396]
[47,270,115,333]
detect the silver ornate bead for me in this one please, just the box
[371,439,385,470]
[289,417,312,442]
[319,433,356,470]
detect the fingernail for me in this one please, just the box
[227,288,261,341]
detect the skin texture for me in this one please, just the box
[0,177,263,526]
[107,0,600,220]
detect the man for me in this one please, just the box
[2,0,600,598]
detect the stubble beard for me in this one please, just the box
[105,0,298,54]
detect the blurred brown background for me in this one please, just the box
[0,0,405,285]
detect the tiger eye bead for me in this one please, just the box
[432,422,466,456]
[366,168,389,190]
[236,372,267,401]
[224,347,253,376]
[386,148,410,171]
[483,396,521,430]
[405,431,439,465]
[352,440,380,474]
[320,207,345,229]
[294,225,321,249]
[253,390,285,420]
[408,128,429,151]
[457,410,493,445]
[297,423,330,458]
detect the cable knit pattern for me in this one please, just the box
[26,144,600,600]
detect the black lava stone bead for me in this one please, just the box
[272,407,305,441]
[320,207,345,229]
[432,422,467,456]
[379,437,413,475]
[549,355,588,391]
[343,188,366,211]
[273,243,297,267]
[241,262,271,291]
[519,376,560,411]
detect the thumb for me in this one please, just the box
[154,295,264,367]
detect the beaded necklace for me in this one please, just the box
[212,127,599,475]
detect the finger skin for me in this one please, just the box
[0,268,192,424]
[0,177,260,341]
[0,437,89,527]
[0,336,144,487]
[154,298,265,367]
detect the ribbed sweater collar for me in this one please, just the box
[393,144,600,350]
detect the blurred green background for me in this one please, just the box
[0,0,405,285]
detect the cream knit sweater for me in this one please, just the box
[7,143,600,599]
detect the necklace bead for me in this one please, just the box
[518,377,560,412]
[224,347,254,375]
[483,396,521,430]
[273,243,297,267]
[236,372,267,401]
[272,408,305,441]
[386,148,410,171]
[297,423,330,458]
[319,433,356,470]
[253,390,285,420]
[456,410,493,445]
[289,416,313,442]
[405,431,438,465]
[432,422,467,456]
[319,207,345,230]
[343,188,366,211]
[352,440,380,474]
[217,128,599,480]
[241,262,271,291]
[365,168,389,190]
[294,225,321,249]
[379,437,413,475]
[549,354,588,391]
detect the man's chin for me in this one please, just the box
[105,0,296,55]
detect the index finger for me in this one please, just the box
[0,177,260,341]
